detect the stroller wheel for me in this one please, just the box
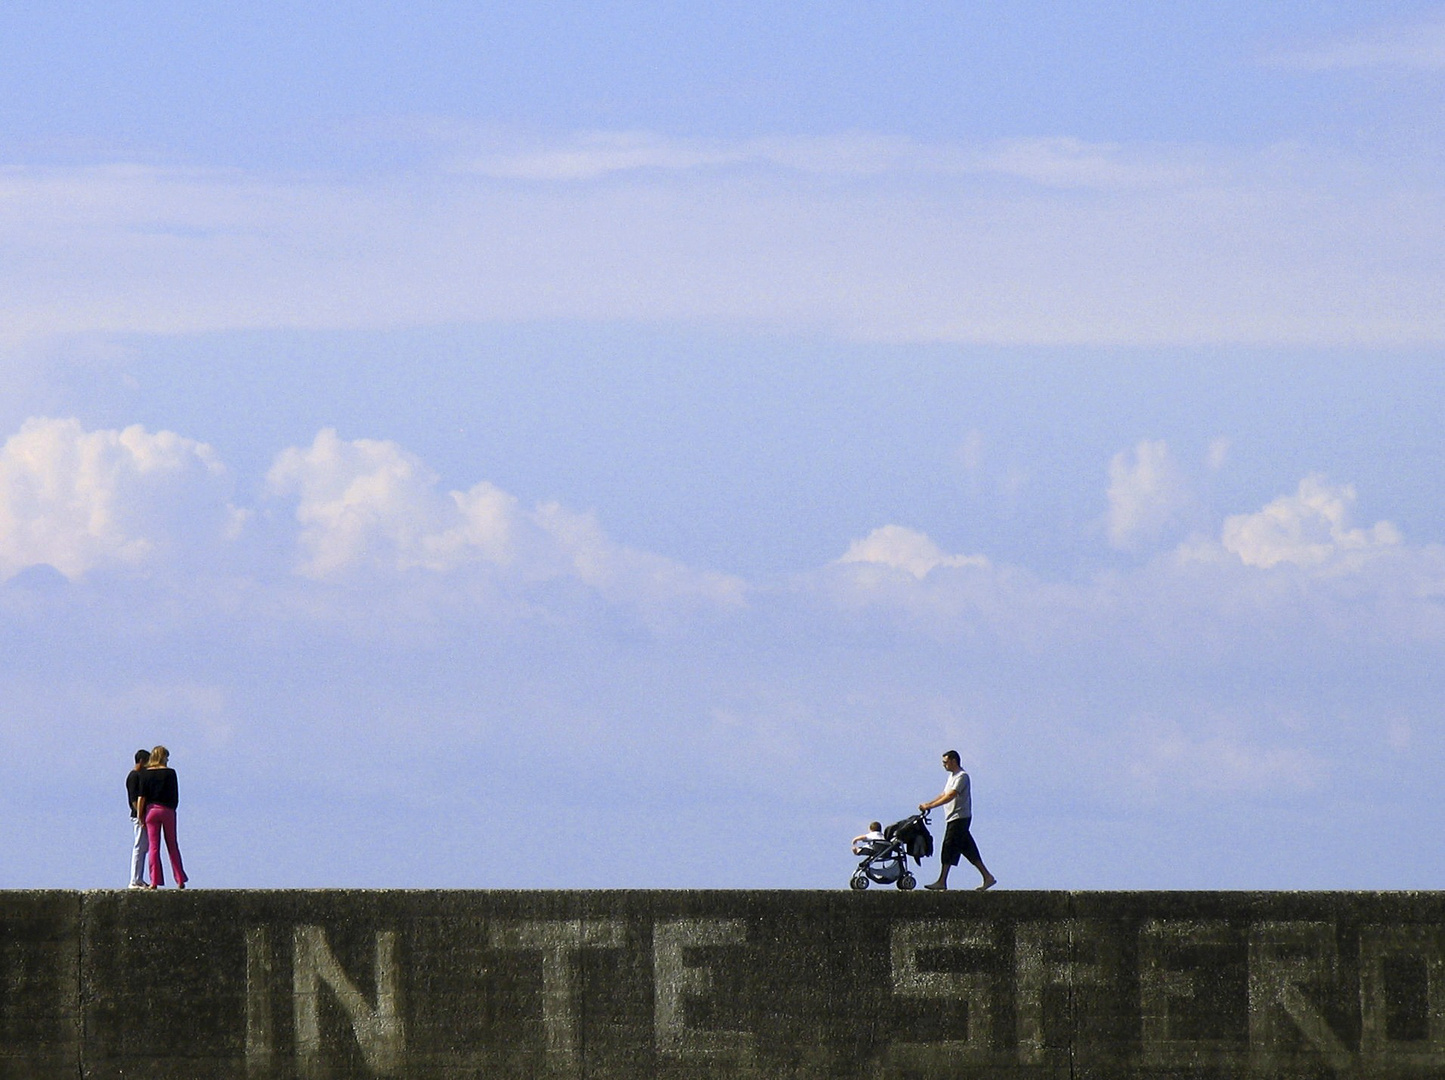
[897,872,916,891]
[849,871,870,891]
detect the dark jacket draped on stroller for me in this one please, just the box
[885,814,933,864]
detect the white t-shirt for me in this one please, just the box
[944,769,971,821]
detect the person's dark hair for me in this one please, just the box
[943,750,960,764]
[869,821,882,831]
[134,749,151,765]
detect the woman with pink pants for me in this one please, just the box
[134,745,188,889]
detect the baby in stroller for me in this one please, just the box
[851,822,885,854]
[848,812,931,891]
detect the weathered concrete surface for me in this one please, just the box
[0,892,79,1079]
[1,890,1442,1078]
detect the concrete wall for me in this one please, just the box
[2,890,1443,1078]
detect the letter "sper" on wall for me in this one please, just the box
[1249,921,1349,1072]
[1360,924,1445,1064]
[292,925,404,1077]
[1015,920,1108,1065]
[889,919,996,1064]
[653,919,754,1061]
[491,918,626,1075]
[1139,919,1244,1067]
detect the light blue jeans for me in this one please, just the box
[130,816,149,887]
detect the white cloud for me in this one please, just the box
[1124,721,1327,800]
[530,501,747,612]
[265,429,515,577]
[955,429,986,475]
[465,131,748,181]
[822,526,1080,643]
[461,131,901,181]
[0,417,234,581]
[459,131,1210,189]
[821,540,1092,648]
[1266,16,1445,72]
[1387,719,1413,751]
[971,136,1212,189]
[1107,439,1192,550]
[836,525,989,579]
[1215,475,1401,570]
[266,429,746,613]
[1206,437,1230,471]
[3,136,1445,349]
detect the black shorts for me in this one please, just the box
[941,817,981,867]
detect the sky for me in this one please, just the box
[2,2,1444,889]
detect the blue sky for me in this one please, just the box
[3,3,1445,889]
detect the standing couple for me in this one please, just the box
[126,746,188,889]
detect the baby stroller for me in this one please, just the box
[849,811,931,891]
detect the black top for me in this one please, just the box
[125,769,142,817]
[137,767,179,810]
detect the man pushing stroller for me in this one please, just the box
[918,749,997,891]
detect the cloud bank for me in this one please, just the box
[1267,15,1445,72]
[4,419,1436,650]
[457,131,1214,189]
[0,418,744,622]
[826,456,1445,651]
[3,131,1444,349]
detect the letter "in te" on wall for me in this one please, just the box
[244,925,406,1077]
[491,918,627,1076]
[653,919,755,1062]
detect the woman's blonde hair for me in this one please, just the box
[148,745,170,768]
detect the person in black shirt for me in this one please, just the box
[135,745,188,889]
[125,749,150,888]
